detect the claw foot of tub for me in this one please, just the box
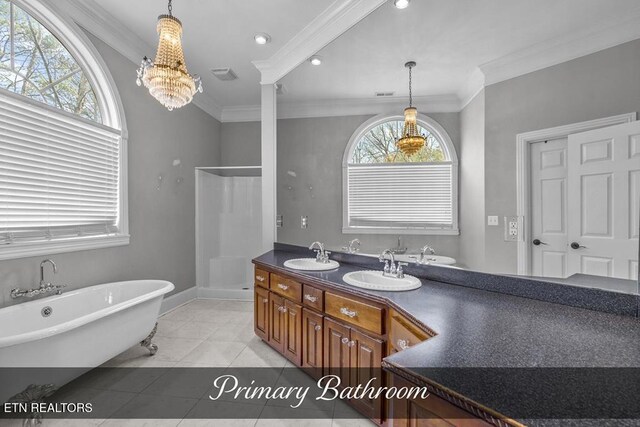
[7,383,57,425]
[140,322,159,356]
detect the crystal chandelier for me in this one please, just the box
[136,0,203,111]
[396,61,426,156]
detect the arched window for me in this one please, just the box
[0,0,128,260]
[343,114,459,234]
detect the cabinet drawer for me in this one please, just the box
[270,273,302,302]
[254,268,269,288]
[302,285,324,311]
[325,292,383,335]
[389,310,432,353]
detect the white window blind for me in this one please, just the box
[0,91,121,244]
[347,163,453,229]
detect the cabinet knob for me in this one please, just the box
[314,325,321,331]
[277,283,289,290]
[263,298,268,303]
[304,294,318,303]
[340,307,357,318]
[277,306,287,313]
[256,275,265,282]
[397,339,410,350]
[341,337,349,344]
[347,340,355,348]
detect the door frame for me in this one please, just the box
[515,113,636,275]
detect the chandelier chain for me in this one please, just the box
[168,0,173,15]
[408,65,413,107]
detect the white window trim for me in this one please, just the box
[0,0,129,261]
[342,113,459,235]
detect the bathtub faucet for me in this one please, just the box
[40,259,57,287]
[10,259,66,299]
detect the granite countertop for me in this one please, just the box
[254,250,640,424]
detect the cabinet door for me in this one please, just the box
[391,376,493,427]
[350,328,384,422]
[323,317,351,386]
[302,308,323,378]
[254,286,270,342]
[284,299,303,366]
[268,293,285,353]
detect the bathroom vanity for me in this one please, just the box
[253,249,640,426]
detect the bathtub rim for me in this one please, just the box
[0,279,174,349]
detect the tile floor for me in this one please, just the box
[17,299,372,427]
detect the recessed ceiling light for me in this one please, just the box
[254,33,271,45]
[309,55,322,66]
[394,0,410,9]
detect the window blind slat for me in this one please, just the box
[0,91,121,240]
[347,163,453,228]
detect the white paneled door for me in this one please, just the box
[531,122,640,280]
[531,138,569,278]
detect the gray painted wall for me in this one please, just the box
[0,32,222,306]
[276,113,463,257]
[459,90,485,270]
[220,121,261,166]
[484,38,640,274]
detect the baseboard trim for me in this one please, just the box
[160,286,197,314]
[197,288,253,301]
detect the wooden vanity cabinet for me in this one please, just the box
[254,264,512,427]
[302,308,324,378]
[323,316,384,422]
[388,309,433,354]
[254,286,269,341]
[323,316,352,385]
[268,292,286,353]
[284,299,303,366]
[391,376,493,427]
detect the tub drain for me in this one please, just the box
[41,306,52,317]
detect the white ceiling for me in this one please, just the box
[70,0,640,119]
[280,0,640,104]
[92,0,334,107]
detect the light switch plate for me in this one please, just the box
[504,216,521,241]
[487,216,499,226]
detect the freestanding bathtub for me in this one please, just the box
[0,279,174,403]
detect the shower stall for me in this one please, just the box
[196,167,262,300]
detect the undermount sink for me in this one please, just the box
[284,258,340,271]
[343,270,422,292]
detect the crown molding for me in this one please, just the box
[220,94,462,123]
[480,9,640,86]
[252,0,386,85]
[54,0,223,121]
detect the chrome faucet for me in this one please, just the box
[379,249,397,276]
[380,249,409,278]
[342,238,361,254]
[309,241,331,263]
[40,259,57,287]
[418,244,436,264]
[10,259,66,299]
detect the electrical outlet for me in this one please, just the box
[276,215,283,228]
[504,216,521,241]
[487,216,499,226]
[301,216,308,229]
